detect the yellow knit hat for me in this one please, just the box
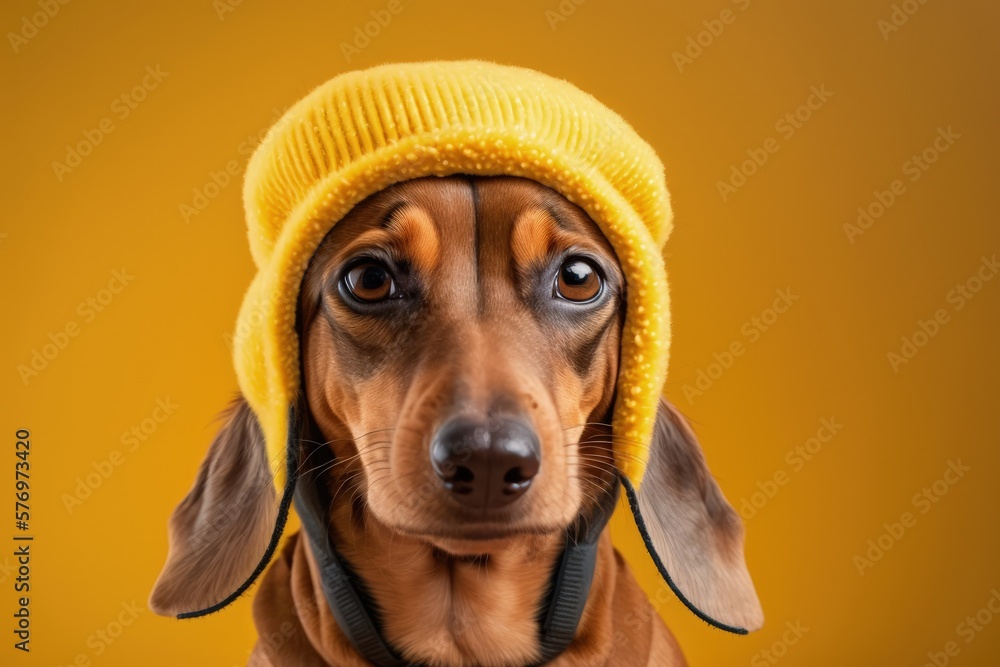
[235,60,672,491]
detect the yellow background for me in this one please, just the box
[3,0,999,664]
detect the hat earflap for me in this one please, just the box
[620,398,764,634]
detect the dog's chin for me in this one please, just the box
[391,520,567,557]
[420,526,563,558]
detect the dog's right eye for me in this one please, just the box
[554,258,603,303]
[343,262,398,302]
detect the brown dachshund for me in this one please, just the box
[150,176,760,666]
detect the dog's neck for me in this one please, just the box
[290,474,620,667]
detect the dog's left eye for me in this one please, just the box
[554,258,603,303]
[344,262,398,302]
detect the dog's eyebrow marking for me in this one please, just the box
[332,203,440,275]
[385,204,440,274]
[510,207,559,269]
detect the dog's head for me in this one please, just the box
[150,175,762,633]
[297,176,622,545]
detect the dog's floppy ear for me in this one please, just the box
[621,397,764,634]
[149,397,277,616]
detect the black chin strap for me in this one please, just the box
[294,440,618,667]
[534,478,618,662]
[295,446,409,666]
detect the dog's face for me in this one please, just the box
[298,176,622,548]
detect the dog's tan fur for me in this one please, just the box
[151,176,758,666]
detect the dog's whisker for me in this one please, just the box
[570,461,621,477]
[300,427,400,448]
[300,459,342,479]
[326,469,367,494]
[298,440,392,475]
[296,441,394,477]
[571,451,627,464]
[567,451,641,466]
[567,442,652,464]
[564,430,662,448]
[566,439,648,456]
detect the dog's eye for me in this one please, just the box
[555,258,603,303]
[344,262,398,302]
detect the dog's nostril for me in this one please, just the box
[453,466,475,484]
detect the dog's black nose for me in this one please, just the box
[430,416,540,510]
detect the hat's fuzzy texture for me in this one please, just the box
[235,60,673,491]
